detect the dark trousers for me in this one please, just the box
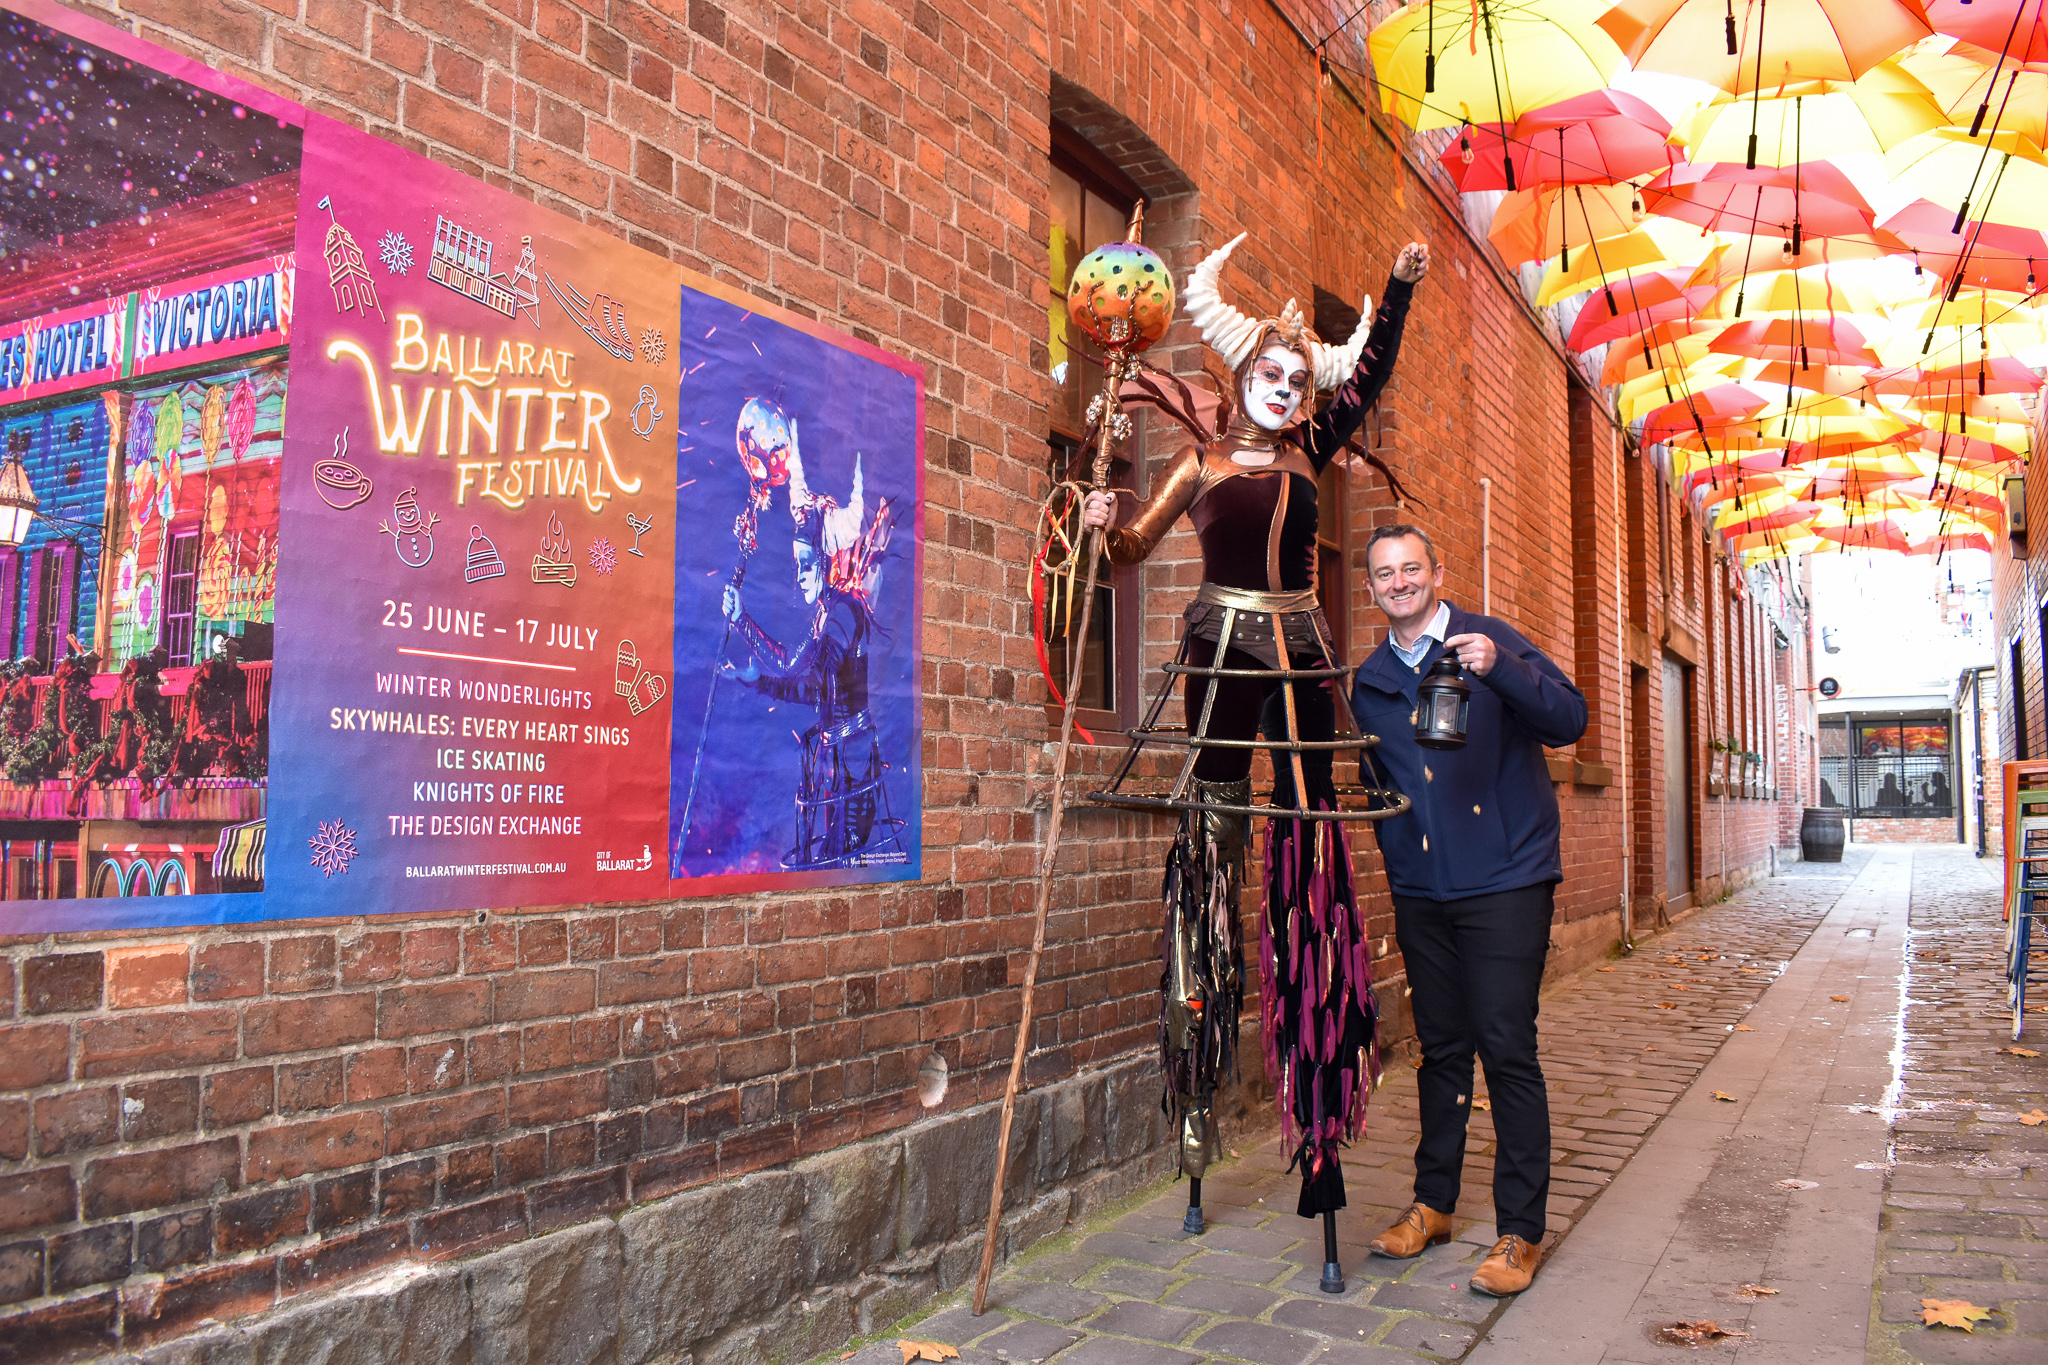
[1392,882,1554,1242]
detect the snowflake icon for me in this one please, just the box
[378,231,414,277]
[589,537,618,575]
[308,819,359,878]
[640,328,666,365]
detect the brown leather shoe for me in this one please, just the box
[1368,1203,1454,1258]
[1468,1233,1542,1296]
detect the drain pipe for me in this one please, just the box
[1480,477,1492,614]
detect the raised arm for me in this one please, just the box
[1080,443,1203,565]
[1303,242,1429,468]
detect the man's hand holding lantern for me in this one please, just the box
[1442,631,1496,677]
[1392,242,1430,283]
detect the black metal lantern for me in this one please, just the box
[1415,655,1470,750]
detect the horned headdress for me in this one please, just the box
[1182,233,1374,393]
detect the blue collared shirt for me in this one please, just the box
[1388,601,1451,670]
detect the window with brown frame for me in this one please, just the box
[1043,127,1144,735]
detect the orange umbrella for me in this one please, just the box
[1488,182,1644,268]
[1709,315,1884,368]
[1439,90,1683,191]
[1880,199,2048,296]
[1600,0,1933,95]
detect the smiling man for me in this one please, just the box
[1349,524,1587,1297]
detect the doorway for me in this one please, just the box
[1662,655,1693,909]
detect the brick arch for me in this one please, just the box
[1049,75,1197,203]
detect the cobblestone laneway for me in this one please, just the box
[820,854,1870,1365]
[1870,846,2048,1364]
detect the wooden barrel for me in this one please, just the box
[1800,807,1846,863]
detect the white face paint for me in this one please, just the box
[1243,344,1310,431]
[794,541,825,604]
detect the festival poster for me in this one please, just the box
[667,281,923,893]
[0,2,304,933]
[264,116,679,915]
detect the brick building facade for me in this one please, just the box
[0,0,1814,1358]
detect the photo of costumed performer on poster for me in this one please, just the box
[718,417,905,870]
[1082,233,1429,1229]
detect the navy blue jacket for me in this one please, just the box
[1350,602,1588,901]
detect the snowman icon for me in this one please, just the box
[378,488,441,568]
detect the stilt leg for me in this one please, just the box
[1319,1209,1344,1294]
[1183,1177,1205,1235]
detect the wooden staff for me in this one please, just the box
[971,349,1129,1315]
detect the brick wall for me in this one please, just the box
[1849,817,1962,845]
[0,0,1801,1356]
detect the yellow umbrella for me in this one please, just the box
[1897,45,2048,148]
[1699,266,1892,319]
[1600,0,1934,96]
[1885,130,2048,227]
[1535,217,1718,305]
[1669,66,1947,166]
[1368,0,1624,132]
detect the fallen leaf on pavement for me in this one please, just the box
[1713,1091,1737,1102]
[1998,1046,2040,1057]
[1473,1098,1491,1111]
[898,1343,961,1363]
[1830,995,1851,1002]
[1737,1284,1779,1299]
[1658,1320,1748,1346]
[1733,1025,1755,1031]
[1671,984,1690,991]
[1773,1178,1820,1191]
[1920,1299,1997,1332]
[1658,1002,1679,1009]
[2019,1109,2048,1127]
[1598,966,1618,972]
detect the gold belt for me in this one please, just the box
[1195,583,1322,615]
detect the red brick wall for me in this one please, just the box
[0,0,1800,1352]
[1850,817,1962,845]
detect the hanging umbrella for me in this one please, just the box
[1669,66,1947,166]
[1699,265,1892,319]
[1644,161,1895,252]
[1811,519,1915,553]
[1897,44,2048,145]
[1905,528,1997,555]
[1641,382,1772,443]
[1488,182,1647,267]
[1739,358,1890,395]
[1709,314,1885,367]
[1885,130,2048,229]
[1368,0,1625,135]
[1879,198,2048,294]
[1438,89,1683,191]
[1603,325,1732,383]
[1599,0,1934,95]
[1536,216,1720,304]
[1924,0,2048,68]
[1566,269,1717,349]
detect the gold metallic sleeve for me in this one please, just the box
[1102,444,1203,565]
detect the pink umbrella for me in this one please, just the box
[1642,383,1771,444]
[1645,161,1892,253]
[1880,198,2048,296]
[1566,270,1715,350]
[1438,90,1684,192]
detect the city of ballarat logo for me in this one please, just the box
[597,846,654,872]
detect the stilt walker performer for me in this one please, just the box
[1083,232,1430,1289]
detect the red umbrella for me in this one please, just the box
[1907,529,1996,556]
[1566,270,1716,350]
[1438,90,1683,192]
[1641,382,1770,444]
[1645,161,1890,250]
[1880,198,2048,296]
[1925,1,2048,68]
[1813,521,1913,553]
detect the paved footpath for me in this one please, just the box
[818,853,1872,1365]
[1866,845,2048,1365]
